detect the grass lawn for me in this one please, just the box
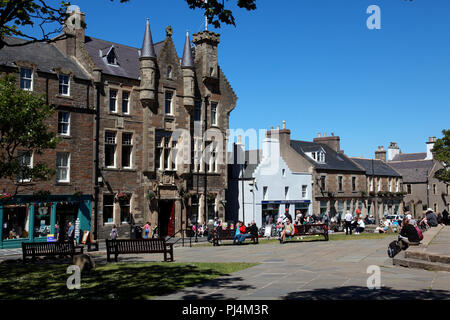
[0,261,257,300]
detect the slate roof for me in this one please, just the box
[290,140,365,173]
[350,158,401,177]
[388,160,434,183]
[83,36,164,79]
[0,37,89,80]
[391,153,427,161]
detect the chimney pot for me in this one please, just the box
[282,120,286,129]
[318,133,321,138]
[323,132,326,137]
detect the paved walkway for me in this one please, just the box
[94,235,450,300]
[2,235,449,300]
[425,225,450,256]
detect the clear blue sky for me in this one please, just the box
[30,0,450,158]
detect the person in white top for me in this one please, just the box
[355,217,365,234]
[344,210,353,235]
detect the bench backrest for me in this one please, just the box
[106,239,167,253]
[295,223,327,234]
[213,229,235,238]
[22,242,74,255]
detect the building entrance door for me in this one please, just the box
[158,200,175,237]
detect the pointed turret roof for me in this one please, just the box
[141,18,156,58]
[181,31,194,68]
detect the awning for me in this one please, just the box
[261,200,311,205]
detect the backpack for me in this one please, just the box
[415,225,424,241]
[387,240,402,258]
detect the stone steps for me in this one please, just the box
[391,225,449,272]
[393,251,450,272]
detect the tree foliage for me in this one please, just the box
[0,74,60,190]
[0,1,256,49]
[431,129,450,184]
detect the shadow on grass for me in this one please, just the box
[283,286,450,300]
[0,260,255,300]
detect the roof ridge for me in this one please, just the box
[86,35,164,51]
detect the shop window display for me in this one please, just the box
[2,206,29,240]
[34,205,51,238]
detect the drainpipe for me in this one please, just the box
[93,68,102,240]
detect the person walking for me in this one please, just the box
[344,210,353,235]
[67,222,75,244]
[143,222,151,239]
[110,224,118,240]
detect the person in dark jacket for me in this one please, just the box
[425,209,438,227]
[398,218,420,249]
[443,210,449,225]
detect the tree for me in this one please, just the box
[0,74,60,193]
[431,129,450,184]
[0,1,257,49]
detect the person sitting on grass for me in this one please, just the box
[355,217,365,234]
[280,218,295,243]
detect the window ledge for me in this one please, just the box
[56,95,73,100]
[55,182,71,186]
[58,135,72,139]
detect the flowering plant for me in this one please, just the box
[115,192,130,202]
[0,192,12,201]
[146,191,156,200]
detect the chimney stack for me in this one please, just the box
[388,142,400,161]
[426,136,436,160]
[313,132,341,153]
[375,145,387,162]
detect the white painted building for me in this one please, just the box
[227,137,312,228]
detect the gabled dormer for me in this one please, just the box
[101,46,119,66]
[306,147,326,164]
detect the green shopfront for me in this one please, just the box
[0,195,92,249]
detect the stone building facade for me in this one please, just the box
[0,37,95,248]
[388,138,450,218]
[55,7,237,238]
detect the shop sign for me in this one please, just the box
[47,234,55,242]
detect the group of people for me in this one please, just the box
[233,220,258,245]
[53,221,75,244]
[343,210,366,235]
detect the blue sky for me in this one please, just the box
[28,0,450,158]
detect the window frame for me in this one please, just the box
[57,111,70,136]
[109,89,118,113]
[210,102,218,126]
[122,91,130,115]
[56,152,70,183]
[17,150,33,183]
[165,90,174,115]
[121,132,133,169]
[58,74,70,96]
[20,68,33,91]
[105,131,117,168]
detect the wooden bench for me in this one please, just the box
[211,228,259,246]
[280,223,329,243]
[22,242,83,263]
[105,239,174,262]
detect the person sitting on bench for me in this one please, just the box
[398,217,420,250]
[280,218,295,243]
[233,221,246,245]
[242,220,258,241]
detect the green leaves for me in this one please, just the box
[185,0,257,28]
[0,74,60,184]
[431,129,450,184]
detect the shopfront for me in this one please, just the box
[0,195,92,249]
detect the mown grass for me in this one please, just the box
[0,261,257,300]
